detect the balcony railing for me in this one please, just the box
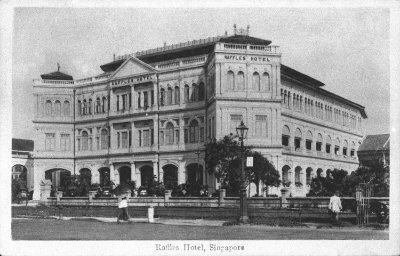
[33,79,74,85]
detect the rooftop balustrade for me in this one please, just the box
[33,79,74,85]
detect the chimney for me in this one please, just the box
[246,25,250,36]
[234,24,237,35]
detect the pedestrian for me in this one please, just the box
[117,196,130,223]
[328,190,342,225]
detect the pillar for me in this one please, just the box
[153,161,159,181]
[110,162,117,187]
[130,161,137,183]
[33,164,44,200]
[40,180,52,202]
[178,161,186,184]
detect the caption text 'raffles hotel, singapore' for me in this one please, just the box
[31,25,367,200]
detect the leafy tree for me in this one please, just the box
[248,151,280,196]
[307,169,348,196]
[342,162,389,197]
[205,134,280,196]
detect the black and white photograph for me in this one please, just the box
[1,0,399,255]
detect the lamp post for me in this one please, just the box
[236,120,249,223]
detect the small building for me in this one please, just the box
[357,134,390,168]
[12,138,34,191]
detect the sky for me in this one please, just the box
[12,7,390,139]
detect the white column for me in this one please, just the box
[110,162,117,186]
[153,161,159,181]
[130,161,136,183]
[178,161,186,184]
[179,117,185,147]
[33,163,44,200]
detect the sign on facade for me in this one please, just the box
[246,157,253,167]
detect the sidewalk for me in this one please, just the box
[13,215,388,231]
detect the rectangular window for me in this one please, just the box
[343,147,347,156]
[306,140,312,150]
[129,131,132,147]
[282,135,289,146]
[175,130,179,144]
[116,95,120,111]
[144,91,148,108]
[143,130,150,147]
[230,115,242,135]
[350,149,355,157]
[151,90,154,106]
[77,138,81,151]
[122,94,126,111]
[255,115,267,137]
[129,93,132,108]
[138,92,141,108]
[45,133,55,151]
[117,133,121,148]
[138,130,142,147]
[184,129,189,143]
[151,129,154,145]
[326,144,331,154]
[294,137,301,149]
[316,142,322,151]
[60,134,70,151]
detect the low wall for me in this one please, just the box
[43,195,388,213]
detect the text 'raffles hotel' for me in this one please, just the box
[32,26,367,200]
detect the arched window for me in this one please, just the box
[160,88,165,106]
[316,133,323,151]
[262,72,270,91]
[96,98,101,113]
[282,125,290,146]
[306,131,313,150]
[77,100,82,115]
[343,140,348,156]
[54,100,61,116]
[174,86,180,104]
[45,100,52,116]
[82,131,88,151]
[237,71,244,90]
[88,99,92,114]
[101,129,108,149]
[189,119,199,143]
[294,128,302,150]
[63,100,70,116]
[165,122,174,145]
[167,87,172,105]
[252,72,260,91]
[198,82,204,101]
[227,71,235,90]
[83,99,87,115]
[335,138,341,155]
[102,97,107,112]
[326,135,332,154]
[184,84,190,103]
[192,83,198,101]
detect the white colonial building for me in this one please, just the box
[31,26,366,200]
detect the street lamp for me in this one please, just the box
[236,120,249,223]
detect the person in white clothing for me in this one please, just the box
[328,190,342,225]
[117,196,130,223]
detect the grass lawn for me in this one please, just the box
[12,219,388,240]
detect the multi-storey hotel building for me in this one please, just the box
[32,26,367,200]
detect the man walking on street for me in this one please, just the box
[329,190,342,225]
[117,196,130,223]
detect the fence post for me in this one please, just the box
[164,190,171,207]
[39,180,52,204]
[280,188,289,208]
[218,189,226,207]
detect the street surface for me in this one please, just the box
[12,218,388,240]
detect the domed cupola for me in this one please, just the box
[40,63,73,80]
